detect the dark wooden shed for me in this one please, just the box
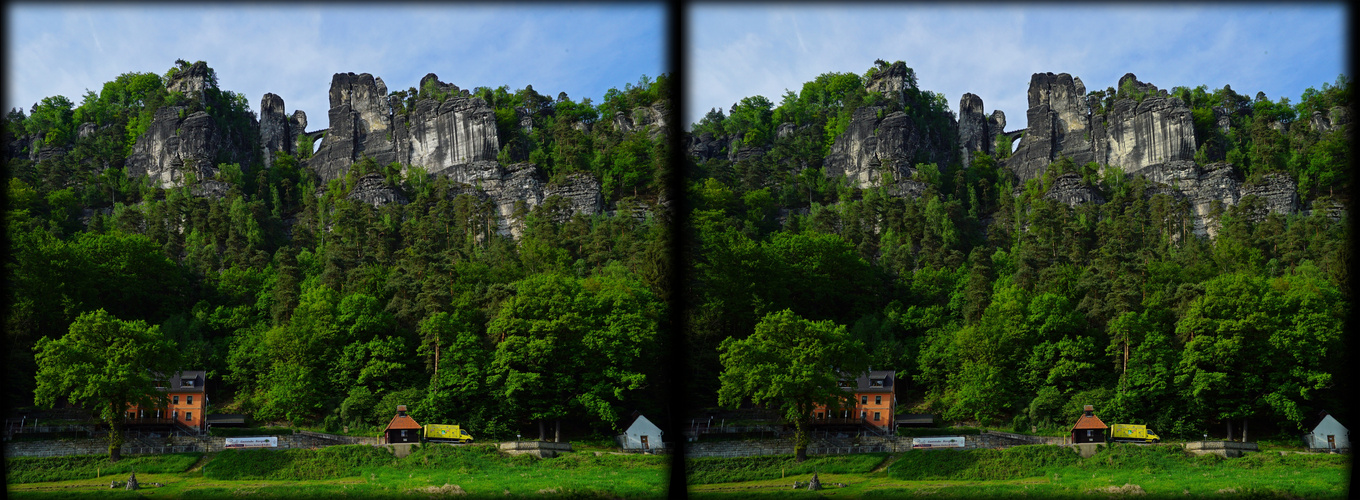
[1070,405,1108,444]
[383,405,422,444]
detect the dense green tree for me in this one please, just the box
[718,309,868,461]
[33,309,181,461]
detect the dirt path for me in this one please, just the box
[870,453,899,473]
[186,452,214,472]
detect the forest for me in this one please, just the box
[685,60,1350,440]
[5,60,673,441]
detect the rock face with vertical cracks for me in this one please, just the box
[1097,93,1196,178]
[310,72,400,180]
[1005,72,1195,183]
[311,72,500,184]
[125,106,256,188]
[1140,160,1242,238]
[957,93,991,168]
[259,93,292,168]
[347,173,409,208]
[398,95,500,179]
[824,106,956,190]
[1044,173,1105,207]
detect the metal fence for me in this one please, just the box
[690,444,890,459]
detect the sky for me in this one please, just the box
[7,4,666,124]
[688,4,1348,130]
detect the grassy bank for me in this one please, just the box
[688,443,1350,498]
[6,453,202,484]
[7,443,669,498]
[687,453,889,484]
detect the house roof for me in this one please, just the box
[1310,413,1347,433]
[838,370,895,393]
[1071,413,1108,431]
[384,411,422,431]
[157,371,206,393]
[626,414,661,434]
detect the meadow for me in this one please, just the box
[6,443,670,498]
[687,443,1351,498]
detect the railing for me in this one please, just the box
[691,444,889,458]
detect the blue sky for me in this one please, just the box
[688,4,1348,129]
[7,4,666,124]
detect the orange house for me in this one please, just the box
[126,370,208,433]
[812,370,897,431]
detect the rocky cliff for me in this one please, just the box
[124,106,255,187]
[124,63,258,188]
[1000,73,1198,182]
[823,105,956,191]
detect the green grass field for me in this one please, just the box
[6,443,670,498]
[687,443,1351,498]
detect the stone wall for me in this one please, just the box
[684,431,1064,458]
[3,431,380,459]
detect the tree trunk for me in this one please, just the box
[1227,419,1233,442]
[433,339,440,380]
[538,420,545,441]
[108,418,124,462]
[794,418,809,462]
[554,420,561,443]
[1242,419,1248,443]
[1123,342,1129,374]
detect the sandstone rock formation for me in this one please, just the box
[310,73,401,180]
[310,73,501,184]
[1003,72,1195,182]
[259,93,292,168]
[347,173,409,208]
[865,60,914,104]
[543,173,605,219]
[1044,172,1106,207]
[1238,173,1299,222]
[1140,160,1241,237]
[687,132,724,162]
[823,105,956,190]
[957,93,991,168]
[125,106,256,187]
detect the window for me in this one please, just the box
[816,412,824,420]
[173,410,179,420]
[838,380,853,388]
[870,379,884,387]
[874,412,881,421]
[173,395,179,405]
[186,412,192,422]
[861,396,867,405]
[401,430,408,437]
[183,379,195,387]
[187,395,193,405]
[875,396,882,405]
[129,411,136,420]
[860,411,866,420]
[1087,430,1093,438]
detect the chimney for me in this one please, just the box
[1083,405,1094,416]
[397,405,407,416]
